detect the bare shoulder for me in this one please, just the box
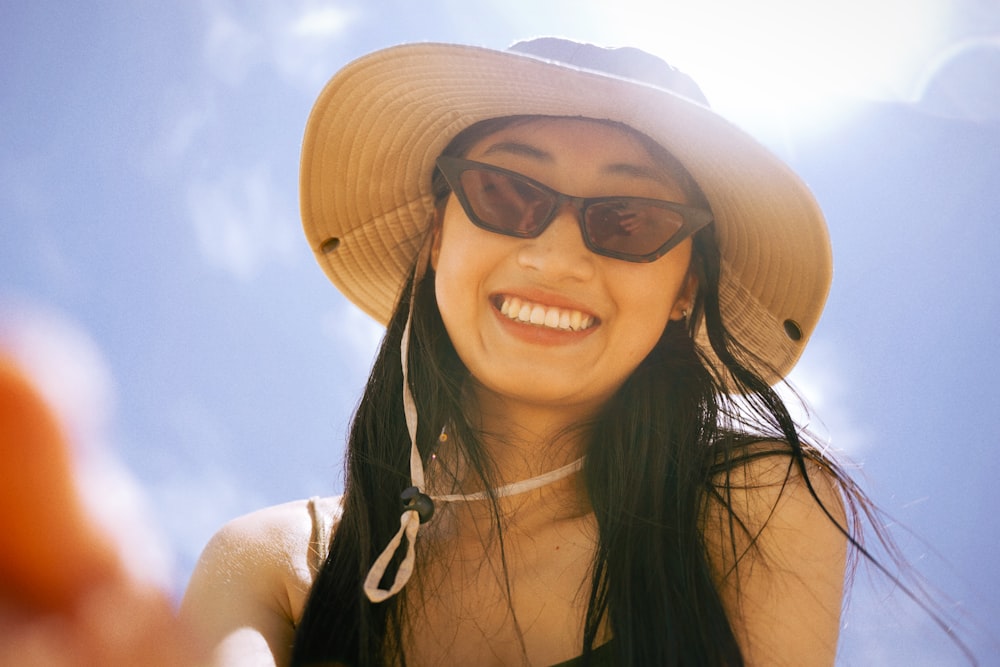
[702,443,848,666]
[708,442,847,535]
[179,496,343,667]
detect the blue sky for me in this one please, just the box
[2,0,998,663]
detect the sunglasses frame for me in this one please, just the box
[435,155,713,263]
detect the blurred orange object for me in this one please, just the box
[0,355,118,612]
[0,354,206,665]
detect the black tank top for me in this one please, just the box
[549,641,616,666]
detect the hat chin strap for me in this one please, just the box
[362,248,584,603]
[362,414,584,600]
[361,297,425,603]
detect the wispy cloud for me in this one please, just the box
[157,101,217,162]
[201,0,360,90]
[783,338,871,457]
[321,303,384,375]
[291,6,355,36]
[277,5,359,89]
[153,2,360,281]
[186,163,297,280]
[202,7,261,87]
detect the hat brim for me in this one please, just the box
[301,42,832,383]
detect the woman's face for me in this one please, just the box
[431,117,696,418]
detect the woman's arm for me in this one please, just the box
[179,500,321,667]
[703,450,849,667]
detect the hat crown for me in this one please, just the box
[508,37,709,106]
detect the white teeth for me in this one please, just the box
[497,296,595,331]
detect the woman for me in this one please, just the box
[181,38,853,666]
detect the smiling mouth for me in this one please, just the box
[495,295,596,332]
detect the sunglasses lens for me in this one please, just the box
[458,169,553,236]
[447,160,699,261]
[585,201,686,258]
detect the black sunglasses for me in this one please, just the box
[435,155,713,263]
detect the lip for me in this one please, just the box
[489,287,600,345]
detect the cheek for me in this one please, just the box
[618,287,674,364]
[431,205,497,342]
[432,244,466,337]
[433,208,471,308]
[608,251,692,358]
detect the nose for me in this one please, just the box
[516,204,595,281]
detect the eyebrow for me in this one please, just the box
[480,141,674,188]
[603,162,674,187]
[481,141,552,161]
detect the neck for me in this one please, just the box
[423,390,598,528]
[464,384,600,481]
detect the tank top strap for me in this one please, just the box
[306,495,343,575]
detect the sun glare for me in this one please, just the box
[589,0,954,143]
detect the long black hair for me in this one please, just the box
[291,117,864,666]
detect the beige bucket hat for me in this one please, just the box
[300,38,832,382]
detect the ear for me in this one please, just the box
[669,271,699,321]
